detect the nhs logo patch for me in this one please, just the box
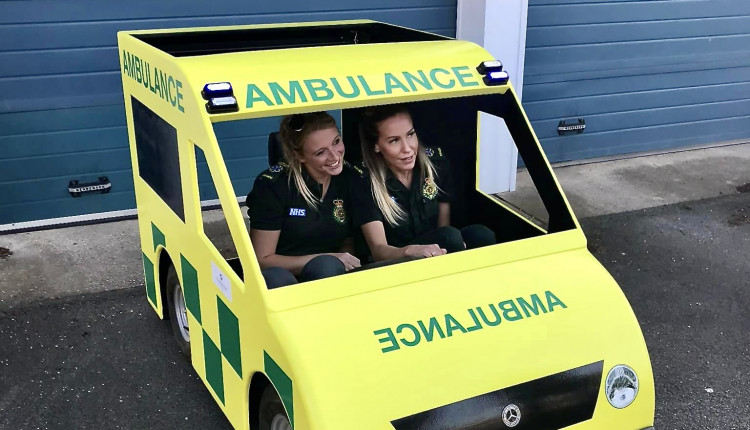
[289,208,306,217]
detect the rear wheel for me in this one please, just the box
[259,384,291,430]
[166,265,191,357]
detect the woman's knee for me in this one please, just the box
[461,224,496,249]
[434,226,464,253]
[299,255,346,282]
[262,267,298,289]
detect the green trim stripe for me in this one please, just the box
[142,253,157,307]
[151,222,166,252]
[217,297,242,377]
[180,255,202,324]
[203,330,225,404]
[264,351,294,427]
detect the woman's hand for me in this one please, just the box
[404,244,446,259]
[329,252,361,271]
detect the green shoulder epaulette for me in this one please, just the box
[424,146,445,161]
[347,160,369,178]
[259,161,289,182]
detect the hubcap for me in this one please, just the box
[270,414,291,430]
[173,285,190,342]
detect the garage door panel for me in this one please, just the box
[1,127,127,159]
[532,99,750,140]
[541,116,750,161]
[0,190,137,225]
[0,47,119,79]
[0,72,122,114]
[524,66,750,102]
[527,15,750,48]
[528,1,750,26]
[1,148,131,182]
[525,81,750,122]
[0,105,125,136]
[0,170,135,212]
[0,0,455,25]
[526,34,750,72]
[0,8,456,52]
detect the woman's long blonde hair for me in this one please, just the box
[279,112,338,209]
[359,104,438,226]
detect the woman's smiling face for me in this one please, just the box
[298,127,345,181]
[374,112,418,175]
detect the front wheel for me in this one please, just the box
[259,384,291,430]
[166,265,191,357]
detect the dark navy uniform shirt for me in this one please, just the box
[246,163,354,256]
[351,147,451,248]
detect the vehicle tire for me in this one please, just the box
[166,265,191,357]
[258,384,291,430]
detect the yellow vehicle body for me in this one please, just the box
[118,20,655,430]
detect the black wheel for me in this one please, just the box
[258,384,291,430]
[166,265,191,357]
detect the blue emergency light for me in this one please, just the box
[476,60,503,75]
[482,71,510,86]
[206,96,239,114]
[201,82,234,100]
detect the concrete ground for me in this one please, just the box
[2,142,747,311]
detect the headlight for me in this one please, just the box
[605,364,639,408]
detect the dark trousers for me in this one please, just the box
[409,225,496,253]
[262,255,346,289]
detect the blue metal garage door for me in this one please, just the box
[523,0,750,162]
[0,0,457,229]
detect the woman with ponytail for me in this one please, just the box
[352,104,495,262]
[246,112,360,288]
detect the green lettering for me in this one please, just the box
[167,76,177,107]
[517,294,548,318]
[396,323,421,347]
[135,56,142,84]
[145,64,154,92]
[374,328,400,353]
[452,66,480,87]
[384,73,409,94]
[465,309,483,332]
[499,300,523,321]
[444,313,467,337]
[476,304,502,326]
[430,68,455,89]
[546,291,568,311]
[176,80,184,113]
[153,69,162,97]
[417,317,445,342]
[402,70,433,91]
[304,79,334,101]
[159,71,168,101]
[330,77,360,99]
[126,52,136,78]
[269,81,308,105]
[246,84,274,108]
[122,51,129,75]
[357,75,385,96]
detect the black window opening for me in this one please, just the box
[194,145,244,280]
[340,94,576,245]
[133,22,449,57]
[132,97,185,221]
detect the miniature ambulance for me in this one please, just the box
[118,20,655,430]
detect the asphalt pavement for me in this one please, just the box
[1,192,748,429]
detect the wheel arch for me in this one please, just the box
[248,371,272,430]
[157,246,175,320]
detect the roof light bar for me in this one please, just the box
[483,71,510,86]
[201,82,233,100]
[476,60,503,75]
[206,96,239,114]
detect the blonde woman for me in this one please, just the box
[351,104,495,262]
[246,112,360,288]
